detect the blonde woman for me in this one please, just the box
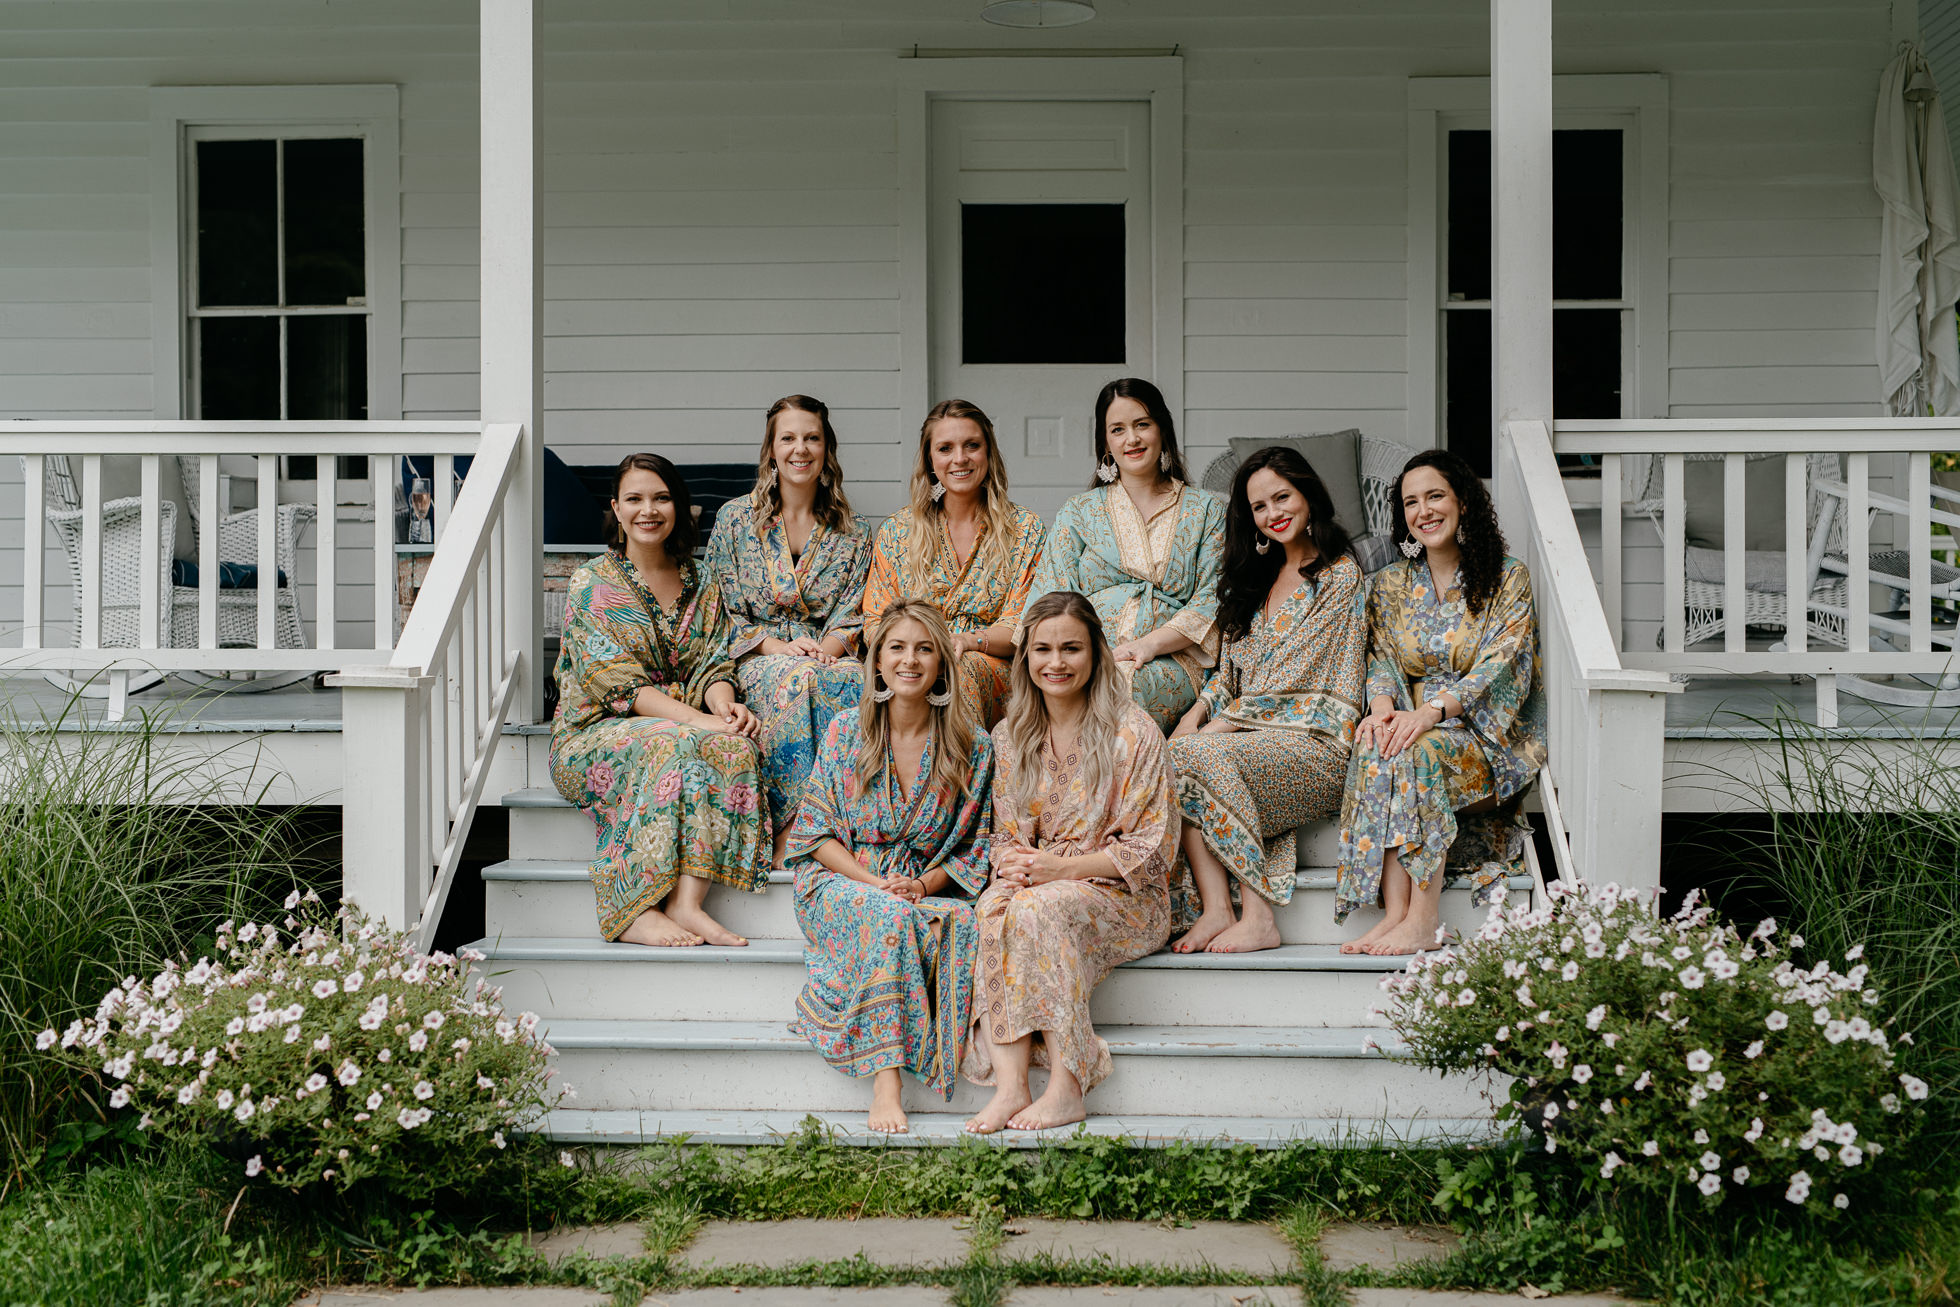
[862,399,1047,729]
[705,395,873,863]
[962,591,1178,1134]
[785,600,996,1134]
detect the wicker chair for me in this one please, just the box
[1200,432,1421,573]
[170,456,313,650]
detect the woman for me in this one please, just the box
[785,600,995,1134]
[862,399,1047,730]
[549,453,767,948]
[1337,448,1546,956]
[705,395,873,864]
[963,591,1178,1134]
[1167,447,1369,955]
[1023,378,1227,733]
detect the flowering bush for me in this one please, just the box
[1380,880,1927,1212]
[39,894,565,1198]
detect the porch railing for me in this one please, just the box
[1495,420,1676,890]
[1556,419,1960,726]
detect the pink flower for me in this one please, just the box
[727,783,759,815]
[587,761,616,796]
[652,769,684,803]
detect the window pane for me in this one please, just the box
[198,317,279,418]
[1553,130,1622,300]
[962,203,1124,364]
[1444,310,1493,477]
[288,314,369,419]
[196,140,277,307]
[283,138,367,306]
[1554,308,1621,418]
[1446,130,1492,301]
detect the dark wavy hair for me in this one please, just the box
[605,452,697,563]
[1391,448,1505,617]
[1216,446,1355,643]
[1088,377,1188,488]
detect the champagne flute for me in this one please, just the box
[410,476,433,544]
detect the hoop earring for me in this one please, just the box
[926,677,953,707]
[1158,451,1172,474]
[871,673,894,703]
[1096,458,1118,484]
[1399,537,1424,559]
[1255,537,1270,554]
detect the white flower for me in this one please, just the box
[303,1073,329,1095]
[176,1083,199,1105]
[225,1017,245,1037]
[408,1031,428,1053]
[1543,1101,1560,1121]
[1680,967,1706,990]
[245,1155,263,1178]
[1766,1010,1789,1031]
[1813,1006,1832,1027]
[1633,1070,1652,1091]
[283,1027,300,1045]
[1672,946,1692,961]
[1824,1020,1851,1044]
[413,1080,434,1101]
[1585,1005,1606,1031]
[1698,1173,1722,1196]
[378,1048,393,1063]
[366,1091,383,1110]
[216,1089,235,1110]
[36,1029,57,1051]
[1744,1117,1765,1142]
[492,1130,507,1149]
[108,1086,131,1109]
[312,981,337,1000]
[1560,961,1579,982]
[1700,1151,1721,1172]
[335,1059,361,1087]
[397,1106,431,1129]
[559,1150,576,1168]
[1902,1074,1930,1101]
[1786,1171,1812,1204]
[423,1010,446,1030]
[1845,944,1864,961]
[284,890,302,910]
[1686,1049,1713,1072]
[1834,1193,1850,1209]
[1694,1129,1710,1144]
[476,1074,495,1090]
[1881,1093,1901,1114]
[342,970,364,993]
[235,1099,256,1123]
[1733,1166,1751,1183]
[1745,1041,1764,1059]
[1600,1152,1624,1178]
[1456,988,1476,1005]
[1706,1072,1726,1092]
[1602,1032,1619,1048]
[1642,1141,1660,1156]
[1572,1064,1593,1084]
[1546,1041,1568,1069]
[1839,1144,1864,1167]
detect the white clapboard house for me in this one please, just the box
[4,0,1959,1145]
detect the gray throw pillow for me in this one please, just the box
[1682,456,1811,552]
[1225,430,1366,539]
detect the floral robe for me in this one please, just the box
[548,551,770,941]
[785,711,995,1098]
[705,498,873,833]
[862,503,1047,730]
[1167,554,1369,925]
[1335,556,1547,922]
[1023,483,1228,732]
[962,703,1177,1095]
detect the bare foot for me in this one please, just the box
[1206,914,1282,954]
[666,902,748,947]
[1006,1085,1086,1131]
[964,1084,1033,1135]
[1172,909,1235,954]
[1340,910,1404,955]
[1365,916,1450,956]
[868,1070,908,1134]
[617,909,703,948]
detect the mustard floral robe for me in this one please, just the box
[961,702,1178,1095]
[862,503,1047,730]
[1334,556,1547,922]
[548,552,771,941]
[1167,554,1369,924]
[1022,483,1228,732]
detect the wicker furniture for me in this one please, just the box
[170,457,314,650]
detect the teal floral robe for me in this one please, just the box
[1023,483,1227,732]
[1335,556,1548,922]
[785,710,995,1098]
[548,551,771,941]
[705,498,873,833]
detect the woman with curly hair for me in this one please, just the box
[1336,448,1547,956]
[1165,446,1369,954]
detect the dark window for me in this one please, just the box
[197,317,280,419]
[288,314,369,420]
[961,203,1124,365]
[284,138,367,306]
[196,140,278,308]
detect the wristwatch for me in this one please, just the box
[1425,694,1451,718]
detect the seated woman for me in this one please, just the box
[862,399,1046,730]
[549,453,768,948]
[705,394,873,864]
[1024,378,1227,734]
[963,590,1178,1134]
[1337,448,1546,956]
[785,599,995,1135]
[1167,447,1369,955]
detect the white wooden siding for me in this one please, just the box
[0,0,1908,654]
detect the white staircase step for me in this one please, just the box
[536,1017,1482,1118]
[538,1107,1500,1148]
[483,857,1527,947]
[470,936,1411,1027]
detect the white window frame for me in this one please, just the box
[150,85,401,499]
[1406,74,1667,450]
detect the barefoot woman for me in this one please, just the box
[550,453,767,947]
[1337,449,1545,956]
[963,591,1177,1134]
[786,600,995,1134]
[1166,447,1368,954]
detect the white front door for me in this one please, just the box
[930,99,1153,519]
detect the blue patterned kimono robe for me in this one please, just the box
[785,710,995,1098]
[1023,483,1228,732]
[1335,556,1547,921]
[705,499,874,834]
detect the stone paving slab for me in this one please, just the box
[298,1290,612,1306]
[996,1220,1297,1274]
[525,1220,648,1262]
[1003,1290,1302,1306]
[1347,1292,1637,1306]
[639,1292,941,1307]
[681,1217,969,1267]
[1316,1222,1460,1271]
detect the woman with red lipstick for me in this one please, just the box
[1335,449,1546,956]
[1166,446,1368,955]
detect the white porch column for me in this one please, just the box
[1490,0,1554,522]
[482,0,544,723]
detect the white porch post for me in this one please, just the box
[337,674,431,929]
[482,0,544,723]
[1490,0,1554,524]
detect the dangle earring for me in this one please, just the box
[762,465,778,493]
[926,676,953,707]
[1096,457,1118,484]
[871,673,894,703]
[930,480,946,503]
[1455,524,1466,545]
[1159,450,1173,474]
[1255,537,1271,554]
[1399,537,1424,559]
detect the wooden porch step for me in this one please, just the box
[533,1018,1486,1119]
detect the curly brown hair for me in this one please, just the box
[1390,448,1506,617]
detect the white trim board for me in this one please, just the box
[148,85,403,424]
[1405,74,1669,448]
[896,57,1185,437]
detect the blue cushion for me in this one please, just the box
[170,560,289,590]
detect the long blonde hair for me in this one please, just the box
[903,399,1018,595]
[753,394,855,533]
[855,600,978,802]
[1000,591,1130,829]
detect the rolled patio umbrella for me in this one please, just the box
[1875,42,1960,416]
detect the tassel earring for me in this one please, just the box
[1096,458,1118,484]
[930,481,945,503]
[762,465,778,493]
[1455,524,1466,545]
[1159,450,1172,473]
[1255,537,1270,554]
[1399,537,1424,559]
[871,673,894,703]
[926,678,953,707]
